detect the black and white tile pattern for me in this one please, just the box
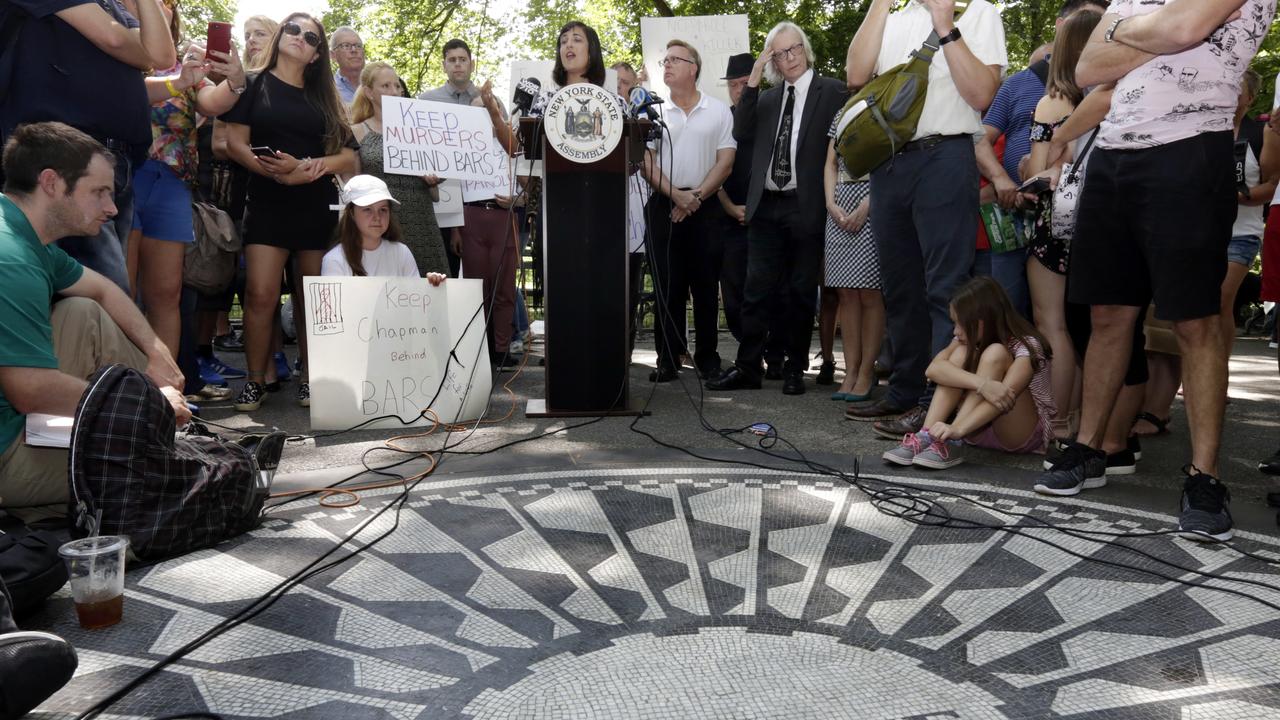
[28,467,1280,719]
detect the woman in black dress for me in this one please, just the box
[221,13,358,411]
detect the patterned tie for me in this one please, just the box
[771,86,796,188]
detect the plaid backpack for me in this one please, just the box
[67,365,264,560]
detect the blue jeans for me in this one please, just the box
[56,151,134,292]
[973,242,1030,319]
[870,137,978,409]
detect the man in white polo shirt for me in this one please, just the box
[844,0,1007,438]
[642,39,736,382]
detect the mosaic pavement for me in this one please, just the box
[25,466,1280,719]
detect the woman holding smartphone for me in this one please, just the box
[221,13,358,411]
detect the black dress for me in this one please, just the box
[220,72,353,252]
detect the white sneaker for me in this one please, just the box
[510,339,525,354]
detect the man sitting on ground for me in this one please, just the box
[0,122,199,521]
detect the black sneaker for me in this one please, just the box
[1106,448,1137,475]
[0,631,78,717]
[1042,437,1071,470]
[1178,467,1233,542]
[213,330,244,351]
[237,430,288,491]
[1033,441,1106,496]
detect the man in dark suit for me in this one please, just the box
[706,22,849,396]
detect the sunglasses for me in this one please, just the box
[282,22,321,49]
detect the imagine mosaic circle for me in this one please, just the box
[30,467,1280,720]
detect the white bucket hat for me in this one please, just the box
[341,175,401,207]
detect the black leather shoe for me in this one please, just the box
[1259,447,1280,476]
[764,363,783,381]
[696,360,723,379]
[649,365,679,383]
[782,371,805,395]
[706,366,762,391]
[815,360,835,386]
[845,398,911,421]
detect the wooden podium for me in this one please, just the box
[520,115,650,417]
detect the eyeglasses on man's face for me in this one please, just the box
[659,56,696,68]
[335,42,363,52]
[282,22,321,49]
[773,43,804,61]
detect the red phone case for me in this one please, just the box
[206,22,232,57]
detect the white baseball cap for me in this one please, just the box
[341,175,401,207]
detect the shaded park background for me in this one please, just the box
[183,0,1280,117]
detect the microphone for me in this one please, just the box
[529,90,549,118]
[628,86,665,123]
[512,77,542,115]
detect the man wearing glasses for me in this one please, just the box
[330,26,365,105]
[642,40,736,383]
[706,22,848,396]
[844,0,1007,437]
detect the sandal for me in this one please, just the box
[1132,411,1170,437]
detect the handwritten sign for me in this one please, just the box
[640,15,749,107]
[304,276,491,430]
[381,95,498,182]
[434,178,464,229]
[462,140,514,203]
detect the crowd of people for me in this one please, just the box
[1,0,1279,552]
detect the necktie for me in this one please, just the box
[771,86,796,188]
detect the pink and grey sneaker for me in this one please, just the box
[913,438,964,470]
[883,431,929,466]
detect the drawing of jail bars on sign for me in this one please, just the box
[310,282,344,336]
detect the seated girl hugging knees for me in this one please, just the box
[321,175,446,285]
[884,276,1055,470]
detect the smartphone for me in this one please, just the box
[250,146,278,158]
[206,21,232,58]
[1018,176,1051,195]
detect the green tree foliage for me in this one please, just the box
[176,0,237,45]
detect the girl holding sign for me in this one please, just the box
[350,61,450,277]
[221,13,359,412]
[322,175,446,286]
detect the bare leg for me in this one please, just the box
[1175,315,1226,476]
[242,245,290,384]
[950,342,1036,449]
[137,236,186,357]
[1101,382,1144,455]
[923,344,970,428]
[1136,351,1181,435]
[818,287,838,365]
[855,289,884,396]
[290,250,325,382]
[836,288,862,394]
[1077,304,1142,450]
[1028,259,1076,437]
[1218,261,1249,362]
[125,228,142,299]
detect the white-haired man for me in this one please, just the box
[331,26,365,105]
[706,22,848,396]
[844,0,1007,436]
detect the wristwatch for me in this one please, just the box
[1104,17,1124,43]
[938,27,962,46]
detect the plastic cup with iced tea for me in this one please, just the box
[57,536,129,629]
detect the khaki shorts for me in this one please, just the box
[0,298,147,520]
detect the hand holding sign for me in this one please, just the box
[382,95,498,182]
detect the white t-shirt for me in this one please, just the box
[1234,142,1265,238]
[650,91,736,190]
[321,240,420,277]
[875,0,1008,140]
[1098,0,1277,150]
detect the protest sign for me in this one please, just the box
[462,141,514,202]
[434,179,465,228]
[640,15,749,107]
[381,95,499,182]
[303,276,491,430]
